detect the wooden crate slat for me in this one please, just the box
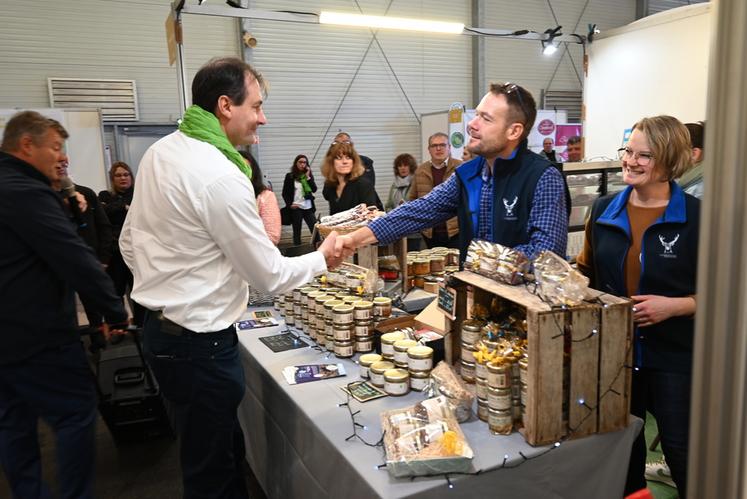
[598,302,633,432]
[568,306,601,437]
[453,271,551,311]
[524,310,566,445]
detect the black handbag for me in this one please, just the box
[280,206,292,226]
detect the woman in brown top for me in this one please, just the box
[576,115,698,498]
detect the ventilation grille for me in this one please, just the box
[48,78,139,122]
[543,90,583,123]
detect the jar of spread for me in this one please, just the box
[384,368,410,396]
[393,339,418,366]
[358,353,382,378]
[406,345,433,371]
[353,300,374,321]
[369,360,395,387]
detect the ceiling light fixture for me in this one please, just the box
[541,25,563,56]
[319,11,464,34]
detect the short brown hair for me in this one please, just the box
[321,142,364,185]
[632,116,693,181]
[393,153,417,176]
[488,82,537,141]
[192,57,267,115]
[1,111,69,152]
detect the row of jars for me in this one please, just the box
[358,346,433,397]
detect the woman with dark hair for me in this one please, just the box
[282,154,317,246]
[576,115,698,498]
[98,161,143,325]
[240,151,281,245]
[321,142,378,215]
[386,153,416,211]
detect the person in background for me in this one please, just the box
[120,57,342,498]
[678,121,705,199]
[336,82,567,263]
[98,161,144,327]
[461,148,474,162]
[54,160,113,351]
[576,115,697,498]
[334,131,375,185]
[322,141,379,215]
[409,132,462,249]
[565,135,583,162]
[282,154,317,246]
[539,137,558,163]
[0,111,127,499]
[240,150,281,245]
[385,153,416,211]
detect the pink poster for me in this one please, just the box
[555,124,583,161]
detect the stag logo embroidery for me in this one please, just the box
[503,196,518,218]
[659,233,679,257]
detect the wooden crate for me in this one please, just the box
[452,271,633,446]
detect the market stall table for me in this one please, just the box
[236,307,641,499]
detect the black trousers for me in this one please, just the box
[625,367,692,498]
[290,207,316,246]
[143,312,249,499]
[0,341,97,499]
[107,251,145,327]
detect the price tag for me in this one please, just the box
[437,285,457,320]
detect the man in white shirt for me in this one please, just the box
[120,57,341,498]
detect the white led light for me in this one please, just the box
[543,43,558,55]
[320,11,464,34]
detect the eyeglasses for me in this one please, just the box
[500,82,530,125]
[617,147,654,165]
[331,140,352,145]
[297,160,308,164]
[429,143,448,149]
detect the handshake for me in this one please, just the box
[316,227,378,270]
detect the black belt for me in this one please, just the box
[148,310,234,337]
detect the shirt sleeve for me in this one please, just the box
[258,190,282,245]
[369,173,460,245]
[513,167,568,259]
[198,175,326,294]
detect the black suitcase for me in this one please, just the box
[96,329,174,441]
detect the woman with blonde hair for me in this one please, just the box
[321,141,378,215]
[576,115,698,498]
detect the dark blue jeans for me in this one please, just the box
[143,312,248,499]
[0,341,97,499]
[625,367,692,498]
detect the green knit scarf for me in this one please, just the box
[178,105,252,180]
[297,174,313,196]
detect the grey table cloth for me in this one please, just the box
[237,308,641,499]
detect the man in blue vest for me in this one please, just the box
[336,82,567,261]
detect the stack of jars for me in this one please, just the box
[352,300,375,353]
[331,303,354,357]
[459,320,484,383]
[406,248,459,288]
[378,327,434,394]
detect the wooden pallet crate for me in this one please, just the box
[452,270,633,446]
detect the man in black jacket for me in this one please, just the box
[0,111,128,499]
[53,160,114,350]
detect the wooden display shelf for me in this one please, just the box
[452,270,633,446]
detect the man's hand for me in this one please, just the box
[75,192,88,212]
[100,320,130,341]
[318,231,344,269]
[335,234,357,259]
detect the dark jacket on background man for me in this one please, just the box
[60,183,113,264]
[98,186,134,240]
[0,151,127,364]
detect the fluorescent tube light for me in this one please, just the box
[319,11,464,34]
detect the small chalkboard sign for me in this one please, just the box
[437,286,457,320]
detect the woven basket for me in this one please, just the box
[315,223,364,238]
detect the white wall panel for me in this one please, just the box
[0,0,239,124]
[247,0,472,217]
